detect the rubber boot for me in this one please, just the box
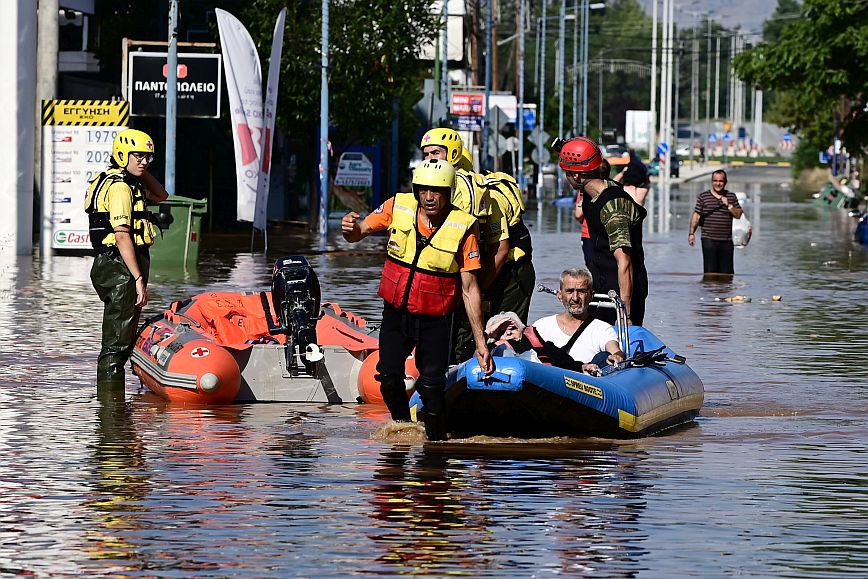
[416,382,448,441]
[378,374,411,422]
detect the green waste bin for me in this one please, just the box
[149,195,208,268]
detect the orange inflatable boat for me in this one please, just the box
[131,255,401,404]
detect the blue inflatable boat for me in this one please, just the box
[410,294,704,439]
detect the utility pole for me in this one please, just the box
[649,0,658,158]
[165,0,178,196]
[714,35,720,120]
[36,0,58,258]
[517,0,525,187]
[705,17,711,154]
[557,0,565,197]
[318,0,330,242]
[580,0,589,135]
[536,0,547,199]
[483,0,492,171]
[572,0,578,135]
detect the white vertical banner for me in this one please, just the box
[254,8,286,231]
[216,8,263,224]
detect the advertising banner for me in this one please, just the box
[41,100,129,250]
[216,8,263,224]
[128,52,222,118]
[254,7,286,231]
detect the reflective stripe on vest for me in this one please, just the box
[377,193,476,316]
[85,168,157,249]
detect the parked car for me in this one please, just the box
[647,153,681,178]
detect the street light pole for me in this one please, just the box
[649,0,658,157]
[483,0,492,171]
[517,0,525,188]
[536,0,547,199]
[557,0,565,196]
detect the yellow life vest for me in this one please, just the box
[377,193,477,316]
[453,170,491,220]
[85,167,158,249]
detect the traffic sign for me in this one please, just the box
[657,142,669,155]
[528,127,550,147]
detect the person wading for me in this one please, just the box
[341,159,493,440]
[86,129,168,386]
[559,136,648,326]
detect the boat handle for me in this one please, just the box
[476,370,511,383]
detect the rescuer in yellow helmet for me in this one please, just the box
[340,159,493,440]
[85,128,169,386]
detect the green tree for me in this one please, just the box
[734,0,868,155]
[235,0,441,174]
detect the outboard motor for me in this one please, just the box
[270,256,323,372]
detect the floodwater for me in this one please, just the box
[1,165,867,577]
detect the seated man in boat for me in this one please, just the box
[532,268,625,368]
[485,311,599,375]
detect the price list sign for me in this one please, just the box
[41,100,129,250]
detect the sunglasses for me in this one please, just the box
[130,152,154,163]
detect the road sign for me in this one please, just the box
[528,127,551,147]
[414,79,447,124]
[334,152,373,187]
[657,142,669,155]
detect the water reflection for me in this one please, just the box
[84,386,147,570]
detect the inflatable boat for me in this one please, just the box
[131,256,387,404]
[410,293,704,439]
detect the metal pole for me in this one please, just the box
[705,16,711,157]
[441,0,448,103]
[714,34,720,119]
[649,0,658,157]
[754,88,763,150]
[483,0,492,171]
[581,0,589,135]
[572,0,578,135]
[518,0,525,187]
[536,0,547,199]
[37,0,59,258]
[165,0,178,196]
[319,0,330,243]
[557,0,565,197]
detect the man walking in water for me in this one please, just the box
[688,170,743,276]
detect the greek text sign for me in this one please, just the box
[128,52,222,118]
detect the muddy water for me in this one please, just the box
[1,166,866,576]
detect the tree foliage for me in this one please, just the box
[733,0,868,154]
[234,0,441,152]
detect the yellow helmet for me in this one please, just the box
[456,146,474,172]
[420,128,464,166]
[113,128,155,167]
[411,159,456,197]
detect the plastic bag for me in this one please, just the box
[732,214,752,247]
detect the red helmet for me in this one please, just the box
[558,136,602,173]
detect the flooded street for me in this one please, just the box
[1,165,867,576]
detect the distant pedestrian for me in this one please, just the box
[688,170,743,275]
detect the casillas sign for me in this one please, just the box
[128,52,222,118]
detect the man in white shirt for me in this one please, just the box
[533,268,625,368]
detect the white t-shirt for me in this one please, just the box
[532,315,618,363]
